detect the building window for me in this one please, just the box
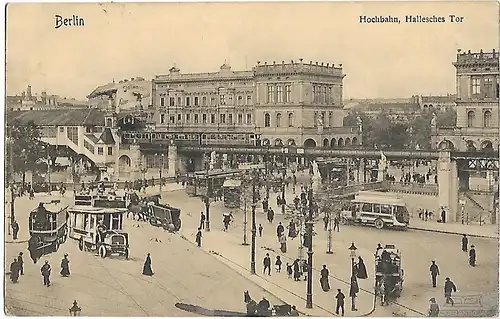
[194,114,199,124]
[60,127,65,133]
[177,97,182,106]
[160,114,165,124]
[194,97,199,106]
[220,114,226,124]
[107,146,113,156]
[288,113,294,127]
[160,97,165,107]
[220,95,226,105]
[210,97,215,106]
[247,95,252,105]
[211,114,216,124]
[106,118,113,127]
[328,87,332,104]
[285,85,291,103]
[186,97,190,106]
[276,113,282,127]
[238,113,243,124]
[66,127,79,145]
[267,85,275,103]
[170,116,175,124]
[186,114,191,123]
[169,97,175,106]
[321,112,326,124]
[202,114,207,124]
[483,110,492,127]
[467,110,475,127]
[228,95,233,105]
[264,113,271,127]
[246,113,252,125]
[328,112,333,126]
[313,85,317,103]
[484,78,493,97]
[202,96,207,106]
[314,112,318,126]
[472,78,481,95]
[237,96,243,105]
[322,87,327,104]
[177,114,182,122]
[98,147,103,155]
[277,86,283,103]
[228,114,233,125]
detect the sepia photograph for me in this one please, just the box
[4,1,499,317]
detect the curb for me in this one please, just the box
[408,226,498,239]
[5,239,29,244]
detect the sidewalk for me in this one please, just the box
[408,218,499,239]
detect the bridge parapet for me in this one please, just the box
[385,182,439,196]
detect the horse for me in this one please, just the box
[376,277,388,306]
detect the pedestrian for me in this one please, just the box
[320,265,330,292]
[12,220,19,240]
[18,252,24,275]
[428,298,440,317]
[200,212,205,230]
[352,257,364,279]
[469,245,476,266]
[334,215,340,232]
[429,260,440,288]
[275,256,282,273]
[440,208,446,223]
[335,289,345,316]
[279,234,287,253]
[293,259,301,281]
[424,210,429,221]
[195,228,202,247]
[323,214,329,231]
[290,305,299,316]
[60,254,70,277]
[263,253,271,276]
[9,258,20,283]
[444,277,457,306]
[262,198,269,212]
[375,243,383,256]
[461,234,468,252]
[349,276,359,311]
[142,253,154,276]
[301,260,308,281]
[258,224,263,237]
[276,222,284,239]
[41,260,51,287]
[267,208,274,223]
[286,263,293,279]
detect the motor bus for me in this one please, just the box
[185,168,243,197]
[340,191,410,229]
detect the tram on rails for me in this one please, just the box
[121,131,261,146]
[68,192,130,259]
[27,200,69,263]
[186,168,243,197]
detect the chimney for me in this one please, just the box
[257,61,261,65]
[282,60,285,64]
[27,85,32,98]
[339,64,343,67]
[299,58,303,64]
[326,63,329,67]
[291,60,294,64]
[468,50,471,54]
[273,61,276,65]
[321,62,324,66]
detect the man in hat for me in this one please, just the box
[444,277,457,305]
[41,260,52,287]
[18,252,24,275]
[469,245,476,266]
[429,260,440,288]
[461,234,468,252]
[60,254,70,277]
[428,298,439,317]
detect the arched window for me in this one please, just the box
[467,111,475,127]
[264,113,271,127]
[276,113,282,127]
[288,113,294,127]
[483,110,492,127]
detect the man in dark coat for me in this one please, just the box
[10,258,20,283]
[276,222,284,239]
[461,234,468,252]
[60,254,70,277]
[444,277,457,305]
[349,276,359,311]
[41,260,51,287]
[18,252,24,275]
[195,228,202,247]
[356,257,368,279]
[441,209,446,223]
[12,220,19,240]
[267,208,274,223]
[293,259,301,281]
[323,215,329,231]
[320,265,330,292]
[469,245,476,266]
[142,253,154,276]
[199,212,206,230]
[262,198,269,212]
[263,253,271,276]
[334,216,340,232]
[335,289,345,316]
[258,224,263,237]
[429,261,440,288]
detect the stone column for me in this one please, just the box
[167,143,178,177]
[437,151,458,223]
[346,158,351,186]
[359,159,365,183]
[129,144,142,181]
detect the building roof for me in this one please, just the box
[85,134,100,143]
[421,95,456,103]
[7,109,105,126]
[98,127,116,144]
[345,101,420,111]
[56,97,89,106]
[87,83,117,99]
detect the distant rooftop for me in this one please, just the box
[7,109,105,126]
[455,49,499,65]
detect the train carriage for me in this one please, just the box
[69,193,130,259]
[28,200,69,262]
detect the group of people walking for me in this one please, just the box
[9,252,70,286]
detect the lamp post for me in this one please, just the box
[265,143,270,199]
[204,161,211,232]
[305,187,314,309]
[69,300,82,316]
[251,173,257,274]
[326,208,333,254]
[242,191,249,246]
[281,170,286,215]
[349,242,358,276]
[155,153,164,192]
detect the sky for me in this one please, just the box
[5,1,499,100]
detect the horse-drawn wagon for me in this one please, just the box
[375,244,404,306]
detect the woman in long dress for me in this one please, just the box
[356,256,368,279]
[279,235,287,253]
[320,265,330,291]
[142,253,154,276]
[60,254,70,277]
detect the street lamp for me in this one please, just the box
[326,208,333,254]
[305,187,314,309]
[204,161,211,232]
[251,173,258,274]
[69,300,81,316]
[349,242,358,276]
[242,188,249,246]
[281,170,286,215]
[155,153,164,192]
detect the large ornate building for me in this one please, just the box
[432,49,499,151]
[152,60,361,148]
[7,85,88,111]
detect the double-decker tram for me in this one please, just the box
[68,192,130,259]
[27,200,69,263]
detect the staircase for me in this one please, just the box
[461,191,494,224]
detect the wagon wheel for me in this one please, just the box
[340,216,348,225]
[374,218,385,229]
[78,238,84,251]
[99,245,107,259]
